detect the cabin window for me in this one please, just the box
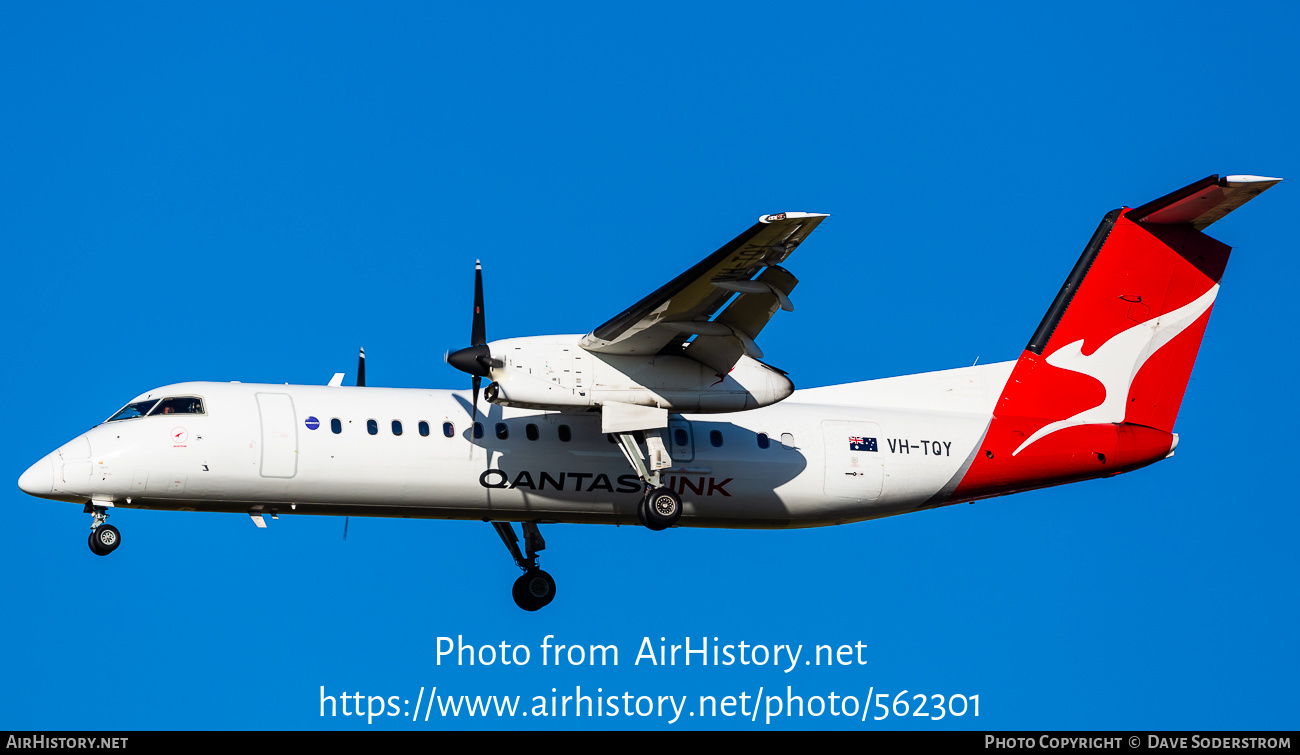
[710,430,723,447]
[674,428,688,446]
[331,418,342,434]
[496,422,509,440]
[526,423,539,441]
[367,419,378,435]
[392,420,403,436]
[418,421,430,437]
[443,421,454,438]
[780,432,795,449]
[558,425,571,442]
[757,433,770,449]
[474,422,484,439]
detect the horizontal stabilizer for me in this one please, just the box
[1126,174,1281,230]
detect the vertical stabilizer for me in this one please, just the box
[951,174,1279,500]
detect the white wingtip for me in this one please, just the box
[1223,175,1282,185]
[758,211,829,223]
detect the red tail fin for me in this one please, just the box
[953,175,1279,499]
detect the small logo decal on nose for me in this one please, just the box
[305,416,320,430]
[172,427,188,445]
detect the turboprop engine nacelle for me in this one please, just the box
[481,335,793,413]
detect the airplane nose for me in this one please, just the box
[18,455,54,496]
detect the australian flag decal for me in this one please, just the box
[849,436,878,452]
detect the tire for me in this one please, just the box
[88,531,105,556]
[643,487,682,531]
[92,524,121,555]
[512,569,556,611]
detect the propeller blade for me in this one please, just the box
[357,347,366,387]
[343,516,349,541]
[447,260,491,429]
[471,260,486,346]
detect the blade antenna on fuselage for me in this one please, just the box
[344,347,364,540]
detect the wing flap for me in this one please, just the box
[579,213,826,356]
[684,266,800,373]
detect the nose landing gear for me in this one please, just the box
[85,503,121,556]
[511,569,556,612]
[492,521,555,611]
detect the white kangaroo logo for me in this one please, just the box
[1012,284,1219,456]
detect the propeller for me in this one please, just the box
[446,260,499,424]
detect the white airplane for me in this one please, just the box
[17,174,1280,611]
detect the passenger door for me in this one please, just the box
[256,392,298,478]
[821,420,883,501]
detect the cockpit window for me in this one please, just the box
[107,400,159,422]
[154,397,204,415]
[106,396,205,422]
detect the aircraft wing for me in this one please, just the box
[578,212,827,370]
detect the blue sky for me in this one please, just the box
[2,2,1296,730]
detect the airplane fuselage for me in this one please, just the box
[18,360,1172,529]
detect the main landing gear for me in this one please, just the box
[613,430,684,531]
[85,503,121,556]
[493,521,555,611]
[641,486,682,532]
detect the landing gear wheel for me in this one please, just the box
[512,569,556,611]
[89,524,121,556]
[643,487,682,531]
